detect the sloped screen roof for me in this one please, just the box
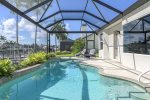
[0,0,145,33]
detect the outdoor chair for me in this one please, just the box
[84,49,96,58]
[75,49,86,56]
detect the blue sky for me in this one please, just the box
[0,0,138,45]
[0,4,82,45]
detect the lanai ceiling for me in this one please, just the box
[0,0,148,33]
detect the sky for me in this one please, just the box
[0,4,82,45]
[0,0,138,45]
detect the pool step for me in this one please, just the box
[117,97,135,100]
[117,91,150,100]
[118,98,135,100]
[130,92,150,100]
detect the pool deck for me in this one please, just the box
[62,57,150,92]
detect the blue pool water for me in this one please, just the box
[0,59,147,100]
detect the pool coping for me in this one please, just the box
[0,64,42,85]
[79,61,150,93]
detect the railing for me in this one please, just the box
[138,69,150,83]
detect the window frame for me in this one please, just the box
[123,14,150,55]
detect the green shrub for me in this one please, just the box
[62,51,70,54]
[56,51,62,55]
[71,39,85,54]
[0,59,14,77]
[56,51,70,55]
[46,53,56,59]
[20,52,47,67]
[20,52,56,68]
[20,58,32,67]
[13,64,22,70]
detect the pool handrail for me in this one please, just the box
[138,69,150,83]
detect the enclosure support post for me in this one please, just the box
[34,25,38,52]
[86,33,88,53]
[94,33,95,49]
[47,32,49,53]
[49,33,51,53]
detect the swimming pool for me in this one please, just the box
[0,59,147,100]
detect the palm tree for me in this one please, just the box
[9,0,34,59]
[51,23,68,51]
[0,35,6,43]
[10,0,33,43]
[32,0,48,52]
[0,35,6,53]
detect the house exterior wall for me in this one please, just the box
[98,1,150,72]
[83,34,98,50]
[98,21,122,60]
[121,1,150,72]
[98,31,109,59]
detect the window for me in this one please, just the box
[124,33,145,54]
[123,14,150,55]
[99,33,103,50]
[146,33,150,54]
[87,41,94,49]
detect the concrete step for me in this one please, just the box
[131,92,150,100]
[118,98,135,100]
[117,96,136,100]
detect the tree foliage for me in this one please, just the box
[71,39,85,54]
[0,35,6,43]
[52,23,68,41]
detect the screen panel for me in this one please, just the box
[94,2,119,21]
[58,0,87,10]
[83,13,106,27]
[85,0,103,20]
[100,0,138,11]
[62,12,83,19]
[7,0,47,12]
[41,0,60,20]
[39,13,62,27]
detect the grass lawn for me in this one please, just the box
[95,53,99,57]
[56,52,99,58]
[56,53,74,57]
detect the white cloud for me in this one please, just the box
[3,18,16,30]
[0,16,46,43]
[31,30,46,40]
[19,17,36,32]
[65,23,70,31]
[0,18,16,41]
[18,17,46,40]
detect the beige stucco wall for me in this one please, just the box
[98,1,150,72]
[98,21,123,60]
[98,31,109,59]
